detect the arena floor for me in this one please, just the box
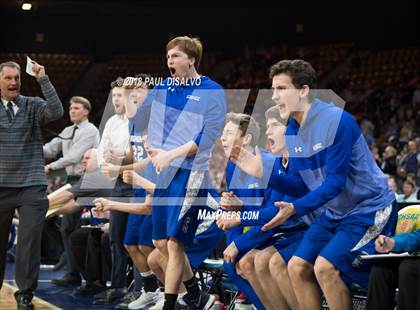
[2,262,115,310]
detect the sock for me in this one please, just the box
[143,274,159,293]
[163,293,178,310]
[183,276,200,301]
[133,268,142,292]
[140,270,153,277]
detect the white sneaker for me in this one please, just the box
[149,292,187,310]
[128,289,160,310]
[177,292,187,306]
[148,292,165,310]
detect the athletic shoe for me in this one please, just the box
[150,292,188,310]
[128,288,160,309]
[115,291,141,309]
[183,291,215,310]
[148,291,164,310]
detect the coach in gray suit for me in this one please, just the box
[0,60,64,309]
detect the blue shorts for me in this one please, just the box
[186,221,224,269]
[294,202,397,288]
[269,230,307,263]
[152,201,167,241]
[124,214,153,247]
[152,167,210,246]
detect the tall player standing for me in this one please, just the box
[128,36,226,310]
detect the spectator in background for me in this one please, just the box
[387,134,400,152]
[406,173,419,198]
[415,136,420,155]
[397,180,418,203]
[371,145,381,166]
[396,166,408,189]
[399,121,414,144]
[380,146,397,176]
[401,140,418,174]
[360,115,375,145]
[384,116,400,141]
[387,175,399,199]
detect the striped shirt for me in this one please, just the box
[0,75,64,187]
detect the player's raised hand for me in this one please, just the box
[230,145,263,178]
[262,201,296,231]
[375,235,395,253]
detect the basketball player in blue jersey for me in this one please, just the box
[260,60,397,310]
[96,161,224,309]
[145,190,224,310]
[219,112,277,310]
[218,108,309,310]
[128,36,226,310]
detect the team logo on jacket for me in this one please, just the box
[248,182,259,189]
[312,143,323,151]
[186,95,201,102]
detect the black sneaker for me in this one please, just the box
[51,273,81,287]
[73,281,107,296]
[92,288,127,305]
[183,291,215,310]
[174,300,188,310]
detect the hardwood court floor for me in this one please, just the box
[3,262,116,309]
[0,282,62,310]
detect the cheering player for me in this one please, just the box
[129,36,226,310]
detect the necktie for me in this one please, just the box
[44,125,78,140]
[69,126,78,140]
[6,102,14,122]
